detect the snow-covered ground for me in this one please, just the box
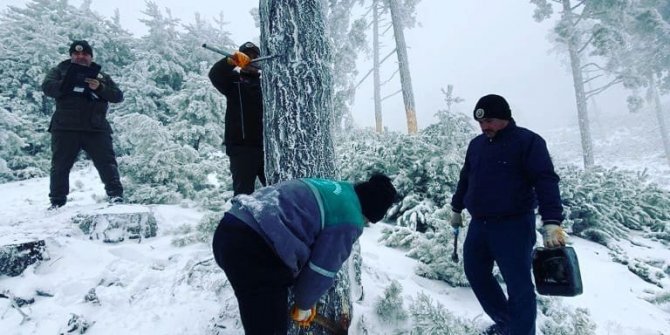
[1,165,669,334]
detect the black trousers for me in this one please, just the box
[226,145,266,195]
[212,213,294,335]
[49,131,123,205]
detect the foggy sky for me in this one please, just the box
[0,0,631,135]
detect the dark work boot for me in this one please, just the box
[480,324,508,335]
[108,196,124,204]
[48,198,66,210]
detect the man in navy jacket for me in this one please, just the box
[450,94,566,335]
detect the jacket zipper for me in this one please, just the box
[236,81,246,140]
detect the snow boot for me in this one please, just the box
[108,196,124,205]
[480,324,508,335]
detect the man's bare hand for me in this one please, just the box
[84,78,100,90]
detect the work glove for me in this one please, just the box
[290,305,316,327]
[542,222,567,248]
[226,51,252,68]
[450,211,464,228]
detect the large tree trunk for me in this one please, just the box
[562,0,595,169]
[649,75,670,168]
[260,1,337,182]
[373,0,383,133]
[259,1,351,334]
[388,0,418,134]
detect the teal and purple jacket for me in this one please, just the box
[228,178,365,309]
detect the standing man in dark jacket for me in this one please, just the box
[450,94,566,335]
[42,40,124,209]
[208,41,266,195]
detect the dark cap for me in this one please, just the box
[473,94,512,121]
[69,40,93,57]
[239,41,260,55]
[354,173,398,223]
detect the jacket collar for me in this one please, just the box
[487,118,517,141]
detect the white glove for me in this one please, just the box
[542,222,567,248]
[450,211,464,228]
[290,305,316,326]
[293,308,312,321]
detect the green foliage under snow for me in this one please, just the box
[559,165,670,246]
[538,297,597,335]
[407,292,479,335]
[374,280,407,324]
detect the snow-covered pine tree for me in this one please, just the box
[324,0,368,131]
[590,2,670,168]
[166,67,226,152]
[164,66,232,205]
[530,0,601,168]
[88,9,136,76]
[374,280,407,323]
[180,12,237,74]
[0,0,136,180]
[408,292,479,334]
[115,2,186,123]
[0,1,70,179]
[258,1,349,334]
[0,102,30,182]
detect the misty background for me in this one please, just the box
[1,1,669,334]
[0,0,632,134]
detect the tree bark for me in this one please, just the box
[260,1,337,182]
[562,0,595,168]
[373,0,383,133]
[259,1,351,334]
[649,75,670,168]
[388,0,418,134]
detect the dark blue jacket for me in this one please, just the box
[451,120,563,222]
[228,178,364,309]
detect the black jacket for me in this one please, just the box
[42,60,123,133]
[451,120,564,222]
[208,59,263,148]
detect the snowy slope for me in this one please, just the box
[1,165,669,334]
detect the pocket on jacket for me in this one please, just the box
[90,110,106,128]
[53,110,80,127]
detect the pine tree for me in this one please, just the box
[0,0,132,180]
[387,0,419,134]
[324,1,368,131]
[258,1,345,333]
[116,1,187,123]
[260,1,337,182]
[590,2,670,167]
[375,280,407,324]
[180,12,236,74]
[530,0,608,169]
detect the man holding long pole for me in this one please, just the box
[208,42,266,195]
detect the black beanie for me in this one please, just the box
[239,41,260,55]
[473,94,511,121]
[354,173,398,223]
[69,40,93,57]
